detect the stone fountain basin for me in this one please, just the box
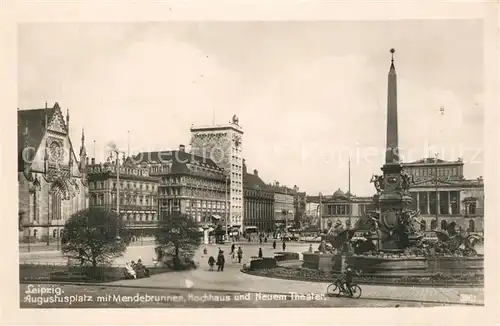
[347,254,484,276]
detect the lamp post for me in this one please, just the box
[348,158,352,229]
[225,174,229,238]
[319,192,323,232]
[113,149,125,240]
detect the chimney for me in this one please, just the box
[253,169,258,176]
[91,158,95,165]
[179,144,186,152]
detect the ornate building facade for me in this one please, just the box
[269,182,296,230]
[243,162,275,232]
[87,156,160,236]
[18,103,89,241]
[402,157,484,232]
[134,146,229,227]
[319,189,374,231]
[190,115,244,231]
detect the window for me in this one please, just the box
[467,202,477,215]
[439,191,449,215]
[418,192,428,214]
[420,220,426,231]
[450,191,460,214]
[429,192,437,215]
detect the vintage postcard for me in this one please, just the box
[1,1,499,325]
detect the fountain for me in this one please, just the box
[303,49,484,281]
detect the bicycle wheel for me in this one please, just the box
[326,283,338,296]
[349,284,362,299]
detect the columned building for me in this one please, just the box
[320,189,374,231]
[87,156,159,237]
[403,157,484,232]
[134,146,229,228]
[18,103,89,242]
[243,162,274,232]
[190,115,244,231]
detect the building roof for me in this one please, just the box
[17,103,66,171]
[403,157,463,166]
[133,150,223,174]
[243,171,272,191]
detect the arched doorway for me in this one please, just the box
[468,219,475,232]
[33,229,38,239]
[430,219,437,230]
[441,220,448,231]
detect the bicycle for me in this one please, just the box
[326,278,362,299]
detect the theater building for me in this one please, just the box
[86,156,160,237]
[134,146,229,227]
[243,162,275,232]
[18,103,89,242]
[403,157,484,232]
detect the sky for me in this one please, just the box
[18,20,484,196]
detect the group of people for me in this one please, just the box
[206,243,245,271]
[124,258,150,279]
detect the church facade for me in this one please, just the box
[18,103,89,242]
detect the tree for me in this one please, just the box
[155,212,202,270]
[61,208,130,271]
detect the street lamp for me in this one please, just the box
[225,174,229,239]
[112,149,125,241]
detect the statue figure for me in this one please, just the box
[400,171,413,193]
[231,114,239,125]
[370,174,384,193]
[434,222,483,255]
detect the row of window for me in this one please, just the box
[89,181,157,192]
[407,166,461,178]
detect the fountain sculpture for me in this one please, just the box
[304,49,483,279]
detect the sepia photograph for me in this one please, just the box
[3,3,496,323]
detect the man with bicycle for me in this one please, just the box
[340,265,360,297]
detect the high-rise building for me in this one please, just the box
[190,115,244,231]
[18,103,89,242]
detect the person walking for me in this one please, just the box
[272,240,277,250]
[231,243,236,259]
[258,248,263,258]
[264,236,268,243]
[217,250,225,271]
[237,246,243,263]
[259,237,263,244]
[308,244,313,252]
[282,241,286,251]
[208,256,215,271]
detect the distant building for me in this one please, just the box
[134,146,229,228]
[293,189,307,225]
[190,116,244,231]
[403,157,484,232]
[87,156,159,237]
[18,103,89,241]
[320,189,374,231]
[243,162,274,232]
[269,182,296,230]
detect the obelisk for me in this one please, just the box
[377,49,412,250]
[386,48,399,164]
